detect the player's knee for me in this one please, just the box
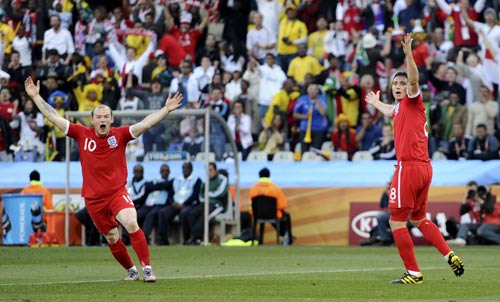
[121,219,140,233]
[103,228,119,244]
[389,220,407,230]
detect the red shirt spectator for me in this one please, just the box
[165,9,208,62]
[158,33,187,68]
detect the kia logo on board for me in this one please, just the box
[351,210,383,239]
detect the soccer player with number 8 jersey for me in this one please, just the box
[364,34,464,284]
[25,76,183,282]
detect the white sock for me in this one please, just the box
[408,270,420,276]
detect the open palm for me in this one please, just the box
[165,92,183,112]
[365,90,380,105]
[24,77,40,98]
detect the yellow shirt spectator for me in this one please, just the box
[264,89,300,127]
[287,54,323,84]
[308,30,328,60]
[0,23,15,55]
[277,14,307,55]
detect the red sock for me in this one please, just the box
[108,239,134,270]
[393,228,419,272]
[130,229,150,267]
[418,219,451,256]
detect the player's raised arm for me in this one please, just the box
[401,33,419,96]
[24,77,68,132]
[365,90,394,117]
[131,92,183,137]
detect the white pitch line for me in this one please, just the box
[0,266,455,287]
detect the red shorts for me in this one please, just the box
[84,187,135,234]
[388,161,432,222]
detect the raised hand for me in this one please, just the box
[164,92,183,112]
[24,77,40,98]
[365,90,380,105]
[401,33,413,56]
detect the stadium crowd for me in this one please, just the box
[0,0,500,163]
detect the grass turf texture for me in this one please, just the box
[0,246,499,301]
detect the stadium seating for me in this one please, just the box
[352,151,374,162]
[246,151,268,162]
[272,151,294,162]
[301,151,324,162]
[194,152,216,162]
[330,151,348,161]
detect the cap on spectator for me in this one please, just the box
[180,11,192,24]
[335,114,351,128]
[47,49,60,56]
[361,33,377,49]
[154,49,165,58]
[421,84,430,91]
[285,3,297,12]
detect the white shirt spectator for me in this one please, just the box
[324,29,349,58]
[108,38,155,85]
[17,111,44,152]
[170,73,202,104]
[257,63,287,106]
[473,21,500,85]
[225,78,242,103]
[42,26,75,58]
[227,112,253,149]
[247,26,277,60]
[12,36,32,67]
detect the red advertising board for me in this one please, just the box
[349,202,459,246]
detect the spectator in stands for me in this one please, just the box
[202,87,230,160]
[0,114,14,162]
[246,12,276,64]
[356,112,382,151]
[0,10,15,58]
[225,67,243,103]
[228,100,253,160]
[426,62,467,107]
[256,0,282,38]
[463,8,500,99]
[434,0,484,49]
[7,50,30,93]
[158,162,202,245]
[193,55,215,101]
[259,114,286,160]
[466,85,498,137]
[248,54,287,133]
[337,71,361,127]
[108,31,155,87]
[249,167,294,245]
[186,162,228,245]
[456,48,486,107]
[468,124,499,160]
[45,90,69,161]
[287,43,323,86]
[170,60,200,107]
[165,7,208,62]
[447,123,471,160]
[263,77,298,132]
[332,113,358,160]
[0,87,18,128]
[195,33,220,67]
[157,33,187,69]
[137,164,173,244]
[42,15,75,65]
[317,53,341,125]
[182,126,204,158]
[21,170,54,231]
[439,91,468,140]
[476,186,500,245]
[293,83,328,153]
[323,21,349,69]
[369,123,396,160]
[276,3,307,72]
[101,76,121,111]
[307,16,328,64]
[11,26,32,71]
[14,99,44,158]
[234,80,258,136]
[447,181,482,247]
[36,49,72,82]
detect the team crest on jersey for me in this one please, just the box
[394,103,400,116]
[107,136,118,148]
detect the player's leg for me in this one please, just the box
[85,199,136,280]
[412,165,464,277]
[388,165,422,284]
[116,207,156,282]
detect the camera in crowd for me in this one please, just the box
[467,185,489,199]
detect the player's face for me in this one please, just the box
[391,75,408,101]
[91,106,114,137]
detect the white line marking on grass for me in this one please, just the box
[0,266,450,287]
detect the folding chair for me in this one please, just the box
[251,195,280,245]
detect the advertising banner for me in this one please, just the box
[1,194,43,245]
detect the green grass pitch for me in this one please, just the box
[1,246,499,301]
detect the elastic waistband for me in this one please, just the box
[395,161,431,167]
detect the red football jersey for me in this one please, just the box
[67,123,135,199]
[392,92,430,162]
